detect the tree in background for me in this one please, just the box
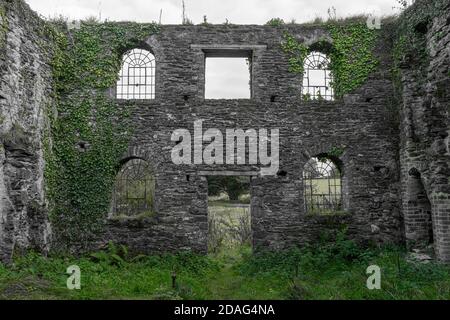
[207,176,250,202]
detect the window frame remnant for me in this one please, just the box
[302,51,334,101]
[116,48,156,100]
[111,158,155,217]
[303,156,342,214]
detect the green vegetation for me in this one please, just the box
[393,0,442,66]
[0,3,8,52]
[1,235,449,300]
[266,18,285,27]
[391,0,447,92]
[389,0,448,129]
[111,159,156,218]
[281,33,309,74]
[327,146,346,158]
[208,200,252,253]
[326,22,379,98]
[44,22,159,250]
[208,176,250,202]
[281,21,379,99]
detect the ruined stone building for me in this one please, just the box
[0,0,449,263]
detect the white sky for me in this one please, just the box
[25,0,400,25]
[205,58,251,99]
[24,0,403,98]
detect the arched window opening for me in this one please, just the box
[302,51,334,101]
[303,157,342,214]
[111,159,155,217]
[116,48,155,100]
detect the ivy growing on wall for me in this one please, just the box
[0,3,7,53]
[391,0,447,91]
[327,23,379,98]
[281,32,308,74]
[45,22,159,249]
[328,146,345,158]
[281,22,379,99]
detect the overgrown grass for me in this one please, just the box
[1,237,449,300]
[0,246,220,300]
[208,202,252,253]
[239,241,450,300]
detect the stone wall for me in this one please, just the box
[0,0,449,263]
[0,0,54,263]
[99,24,402,254]
[398,0,450,262]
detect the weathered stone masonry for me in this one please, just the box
[0,0,449,263]
[0,0,53,263]
[398,0,450,262]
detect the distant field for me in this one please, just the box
[208,197,252,253]
[304,178,341,194]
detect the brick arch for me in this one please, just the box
[113,38,161,100]
[302,142,345,164]
[119,145,160,171]
[110,146,159,218]
[404,167,434,249]
[302,155,343,214]
[308,40,334,55]
[299,143,350,211]
[301,31,333,48]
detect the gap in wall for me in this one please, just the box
[205,58,251,99]
[207,176,252,254]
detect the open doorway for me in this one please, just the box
[407,169,434,251]
[207,176,252,254]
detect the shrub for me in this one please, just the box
[266,18,285,26]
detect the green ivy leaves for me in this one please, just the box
[327,23,379,98]
[281,33,309,74]
[281,23,379,99]
[46,22,159,248]
[0,4,8,52]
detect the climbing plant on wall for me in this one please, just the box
[281,22,379,99]
[391,0,447,89]
[281,32,309,74]
[388,0,448,131]
[326,22,379,99]
[0,3,7,54]
[45,21,159,249]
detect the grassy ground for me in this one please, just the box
[1,203,449,300]
[1,239,450,300]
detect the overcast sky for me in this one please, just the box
[25,0,401,25]
[24,0,403,98]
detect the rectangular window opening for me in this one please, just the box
[205,55,252,100]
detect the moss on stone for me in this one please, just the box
[0,3,8,52]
